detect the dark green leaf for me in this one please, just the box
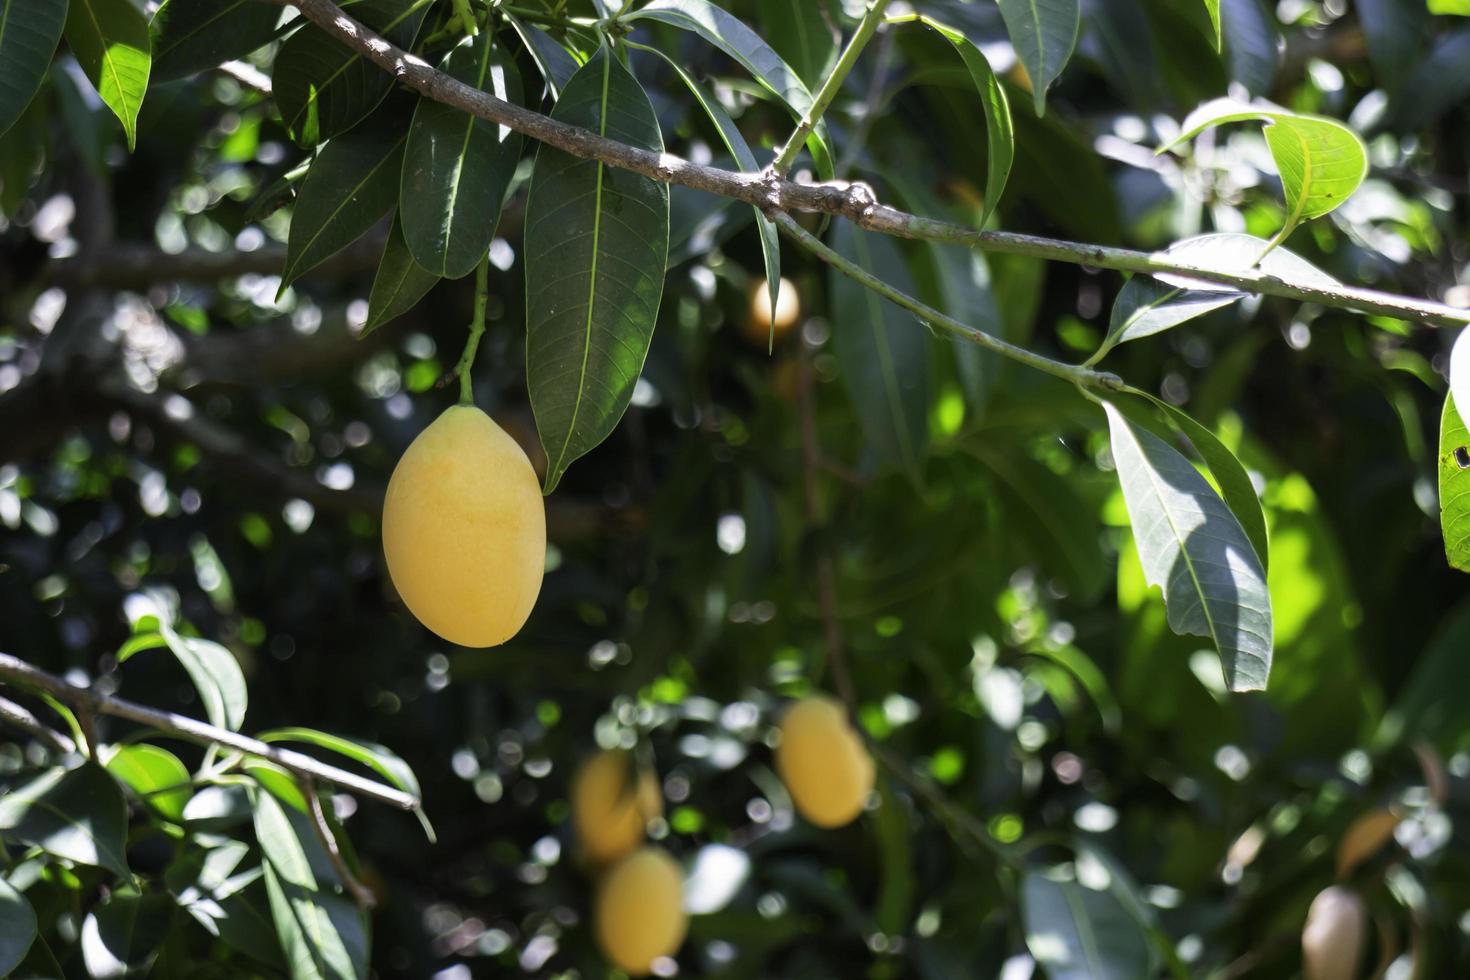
[271,0,430,147]
[1439,393,1470,573]
[8,933,62,980]
[0,763,131,878]
[401,33,523,278]
[282,97,410,290]
[524,48,670,493]
[122,597,247,731]
[365,216,439,335]
[0,0,67,138]
[103,743,192,823]
[1387,28,1470,132]
[1357,0,1428,91]
[64,0,151,150]
[758,0,836,88]
[150,0,281,81]
[0,89,48,216]
[505,15,579,97]
[931,245,1002,411]
[1021,870,1153,980]
[1103,401,1273,692]
[829,222,931,480]
[0,875,36,975]
[626,0,833,176]
[1376,602,1470,750]
[996,0,1080,115]
[80,889,173,978]
[1219,0,1277,96]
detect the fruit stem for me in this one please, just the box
[458,255,491,405]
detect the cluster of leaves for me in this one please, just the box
[2,0,1470,976]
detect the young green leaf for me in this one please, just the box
[829,222,932,481]
[1022,870,1154,980]
[1439,393,1470,573]
[272,0,430,147]
[0,0,67,139]
[282,98,411,290]
[897,15,1014,225]
[401,33,523,279]
[1160,100,1367,245]
[64,0,152,150]
[365,216,439,335]
[996,0,1080,116]
[626,0,833,177]
[150,0,282,81]
[1103,401,1273,692]
[1430,0,1470,12]
[80,890,173,979]
[120,598,248,731]
[0,764,131,878]
[102,743,192,823]
[1204,0,1222,50]
[0,877,36,976]
[524,48,670,493]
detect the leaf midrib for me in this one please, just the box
[78,0,135,124]
[288,134,406,282]
[436,35,496,276]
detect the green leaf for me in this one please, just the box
[1021,870,1153,980]
[1204,0,1222,49]
[829,222,932,481]
[364,216,438,335]
[149,0,281,81]
[996,0,1080,116]
[1439,393,1470,573]
[168,844,284,970]
[0,875,37,975]
[255,791,368,980]
[931,245,1003,412]
[1376,602,1470,750]
[524,48,670,494]
[80,889,173,978]
[626,0,833,177]
[122,597,248,731]
[102,743,192,823]
[0,763,131,877]
[64,0,151,150]
[1219,0,1277,95]
[0,89,48,216]
[0,0,67,139]
[271,0,430,147]
[1357,0,1428,91]
[1162,100,1367,243]
[758,0,836,88]
[258,727,431,840]
[1103,401,1273,692]
[1430,0,1470,12]
[401,33,523,279]
[901,16,1013,225]
[1388,28,1470,132]
[633,41,779,350]
[504,14,579,97]
[282,96,410,290]
[1152,231,1339,289]
[182,784,254,829]
[1093,276,1242,361]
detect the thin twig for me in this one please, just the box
[259,0,1470,329]
[0,694,76,755]
[301,778,378,910]
[0,653,420,811]
[457,255,491,405]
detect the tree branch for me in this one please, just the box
[0,693,77,755]
[301,778,378,909]
[263,0,1470,329]
[0,652,421,811]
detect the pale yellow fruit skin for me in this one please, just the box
[594,847,687,976]
[382,406,546,647]
[1302,885,1365,980]
[775,695,874,828]
[572,749,663,865]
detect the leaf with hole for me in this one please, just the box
[0,0,67,139]
[1021,869,1153,980]
[282,96,411,291]
[272,0,430,147]
[401,32,523,279]
[1104,401,1273,691]
[626,0,833,176]
[0,876,36,976]
[1440,393,1470,573]
[0,763,131,878]
[524,48,670,494]
[150,0,281,81]
[996,0,1080,116]
[81,889,173,979]
[365,216,439,335]
[103,743,192,824]
[829,222,932,481]
[64,0,152,150]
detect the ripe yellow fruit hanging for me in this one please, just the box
[382,405,546,647]
[594,847,687,976]
[775,695,874,828]
[572,749,663,865]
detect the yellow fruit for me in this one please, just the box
[1302,885,1366,980]
[572,749,663,865]
[775,695,874,828]
[741,277,801,345]
[382,405,546,647]
[594,847,687,976]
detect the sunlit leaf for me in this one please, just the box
[524,48,670,493]
[1219,0,1277,95]
[996,0,1080,116]
[0,763,131,878]
[103,743,192,823]
[1094,275,1242,359]
[64,0,151,150]
[0,0,67,139]
[80,889,173,979]
[1440,393,1470,573]
[122,594,248,731]
[1022,869,1153,980]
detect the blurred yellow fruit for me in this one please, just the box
[741,276,801,345]
[382,405,545,647]
[1302,885,1365,980]
[775,695,874,828]
[572,749,662,865]
[594,847,687,976]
